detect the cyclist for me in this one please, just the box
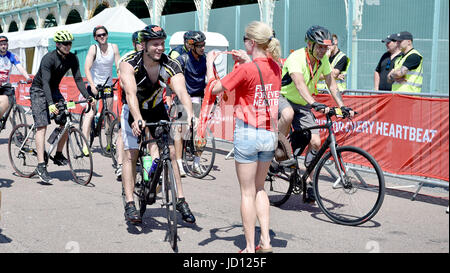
[168,30,195,60]
[277,25,354,203]
[29,30,93,184]
[172,30,207,175]
[205,21,281,253]
[114,31,144,181]
[0,35,32,119]
[81,25,121,155]
[119,25,196,224]
[165,31,196,109]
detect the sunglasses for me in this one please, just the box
[243,36,250,42]
[194,43,206,48]
[61,41,72,46]
[96,33,107,38]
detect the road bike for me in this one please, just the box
[79,79,118,156]
[8,99,94,185]
[0,81,29,134]
[122,120,186,250]
[265,107,385,226]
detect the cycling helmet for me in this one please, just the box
[186,31,206,45]
[54,30,74,43]
[139,25,167,41]
[183,31,196,42]
[132,31,140,43]
[0,36,8,43]
[305,25,333,46]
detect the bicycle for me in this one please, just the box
[265,107,385,226]
[122,119,186,250]
[168,100,216,179]
[79,79,118,156]
[8,99,94,185]
[0,81,29,134]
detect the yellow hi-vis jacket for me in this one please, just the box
[317,51,350,92]
[392,49,423,93]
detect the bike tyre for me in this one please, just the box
[66,127,93,185]
[314,146,385,226]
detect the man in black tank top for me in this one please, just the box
[119,25,196,224]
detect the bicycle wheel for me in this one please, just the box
[264,161,294,207]
[162,160,177,250]
[8,123,36,177]
[182,128,216,179]
[99,111,117,156]
[66,127,93,185]
[109,118,121,168]
[314,146,385,226]
[9,106,27,129]
[264,133,295,206]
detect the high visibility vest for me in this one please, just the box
[391,49,423,93]
[317,51,350,91]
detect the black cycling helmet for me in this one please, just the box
[140,25,167,41]
[305,25,333,46]
[186,31,206,45]
[0,35,8,43]
[183,31,196,42]
[132,31,140,43]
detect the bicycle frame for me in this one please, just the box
[291,109,351,196]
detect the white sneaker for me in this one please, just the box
[192,163,205,175]
[177,160,186,177]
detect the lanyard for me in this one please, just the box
[305,51,319,90]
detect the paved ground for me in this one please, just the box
[0,124,448,254]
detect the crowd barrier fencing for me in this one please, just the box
[12,75,449,199]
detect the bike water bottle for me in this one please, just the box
[47,127,61,144]
[142,154,152,181]
[149,158,160,180]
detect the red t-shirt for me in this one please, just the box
[221,57,281,131]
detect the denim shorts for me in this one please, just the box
[233,119,277,163]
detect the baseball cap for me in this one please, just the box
[393,31,413,41]
[381,33,397,43]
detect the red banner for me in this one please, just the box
[209,91,449,182]
[313,93,449,181]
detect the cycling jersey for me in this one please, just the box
[176,51,206,97]
[281,48,331,106]
[30,50,90,104]
[0,51,20,85]
[120,51,182,110]
[168,45,188,60]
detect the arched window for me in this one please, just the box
[8,21,19,32]
[44,14,58,28]
[126,0,150,19]
[212,0,258,9]
[24,17,36,30]
[66,9,82,25]
[162,0,196,15]
[92,2,109,17]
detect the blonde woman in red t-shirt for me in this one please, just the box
[206,21,281,253]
